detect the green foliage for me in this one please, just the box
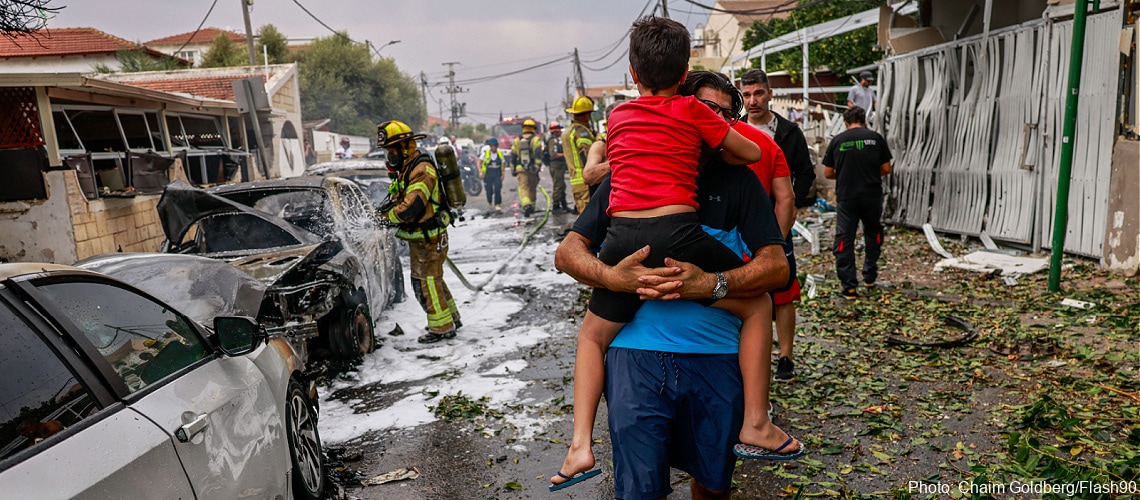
[255,24,289,65]
[293,33,426,137]
[200,32,248,68]
[741,0,886,82]
[458,123,489,142]
[93,49,185,73]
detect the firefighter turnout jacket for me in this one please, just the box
[386,153,449,240]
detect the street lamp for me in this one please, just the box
[376,40,401,53]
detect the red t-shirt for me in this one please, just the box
[606,95,730,215]
[733,121,790,195]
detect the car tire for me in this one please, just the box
[329,301,374,361]
[286,380,325,500]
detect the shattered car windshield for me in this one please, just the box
[187,213,301,253]
[228,190,336,237]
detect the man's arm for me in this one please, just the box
[635,244,788,300]
[824,165,836,179]
[772,176,795,238]
[554,233,680,293]
[784,128,817,208]
[582,141,609,186]
[880,162,892,176]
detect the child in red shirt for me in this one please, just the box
[551,17,802,490]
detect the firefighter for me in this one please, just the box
[510,118,544,216]
[562,96,596,213]
[377,120,460,343]
[481,137,506,211]
[545,121,570,212]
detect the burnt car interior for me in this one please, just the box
[221,190,336,238]
[173,214,301,255]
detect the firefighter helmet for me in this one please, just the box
[565,96,595,115]
[522,119,536,131]
[549,121,562,131]
[377,120,425,148]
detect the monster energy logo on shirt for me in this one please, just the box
[838,138,877,152]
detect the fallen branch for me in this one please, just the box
[1094,383,1140,405]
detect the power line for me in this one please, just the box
[679,0,825,16]
[289,0,383,59]
[172,0,220,57]
[451,54,573,86]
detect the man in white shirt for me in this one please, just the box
[335,137,354,159]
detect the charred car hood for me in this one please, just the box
[157,180,322,247]
[226,240,346,285]
[75,252,266,325]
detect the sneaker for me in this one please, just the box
[493,204,502,211]
[864,281,876,289]
[842,288,858,300]
[774,356,796,382]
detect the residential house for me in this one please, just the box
[0,73,251,264]
[145,27,247,67]
[101,64,306,178]
[689,1,789,73]
[0,27,186,73]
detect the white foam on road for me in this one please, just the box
[318,209,579,444]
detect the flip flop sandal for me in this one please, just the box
[733,436,806,461]
[548,468,601,492]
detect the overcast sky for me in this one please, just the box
[50,0,715,126]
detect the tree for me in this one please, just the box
[1,0,62,39]
[293,33,426,137]
[256,24,289,65]
[92,49,186,73]
[200,32,247,68]
[741,0,885,82]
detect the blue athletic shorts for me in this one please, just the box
[604,348,744,500]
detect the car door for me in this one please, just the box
[26,278,290,498]
[325,177,396,310]
[0,288,195,499]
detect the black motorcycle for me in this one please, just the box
[460,154,482,197]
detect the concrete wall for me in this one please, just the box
[0,171,78,263]
[0,159,190,264]
[1103,140,1140,274]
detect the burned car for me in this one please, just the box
[157,178,402,363]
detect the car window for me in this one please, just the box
[34,281,209,394]
[195,213,301,252]
[0,299,98,462]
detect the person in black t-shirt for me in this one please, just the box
[822,106,893,299]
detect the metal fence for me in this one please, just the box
[879,9,1123,257]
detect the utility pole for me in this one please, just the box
[441,61,467,134]
[571,48,586,97]
[660,0,669,18]
[420,71,429,115]
[240,0,257,66]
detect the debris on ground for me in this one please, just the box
[933,250,1049,276]
[361,466,420,486]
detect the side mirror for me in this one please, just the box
[214,316,262,356]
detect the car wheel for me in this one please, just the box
[328,301,374,361]
[286,380,325,500]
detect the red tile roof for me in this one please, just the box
[123,74,267,101]
[146,28,246,46]
[0,27,163,58]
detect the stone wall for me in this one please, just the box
[0,171,78,264]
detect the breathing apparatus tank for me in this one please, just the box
[433,143,467,209]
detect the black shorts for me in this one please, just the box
[589,212,746,323]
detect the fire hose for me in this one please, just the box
[445,186,551,292]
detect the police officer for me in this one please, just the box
[377,120,460,343]
[545,121,570,212]
[562,96,595,214]
[510,119,544,217]
[481,137,506,211]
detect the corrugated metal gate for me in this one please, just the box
[880,9,1122,257]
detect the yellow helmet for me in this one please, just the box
[521,119,537,131]
[565,96,594,115]
[377,120,425,148]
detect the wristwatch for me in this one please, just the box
[712,272,728,300]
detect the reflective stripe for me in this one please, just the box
[425,276,452,327]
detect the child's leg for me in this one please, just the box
[715,295,801,451]
[552,311,622,484]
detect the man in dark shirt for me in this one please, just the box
[823,106,893,299]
